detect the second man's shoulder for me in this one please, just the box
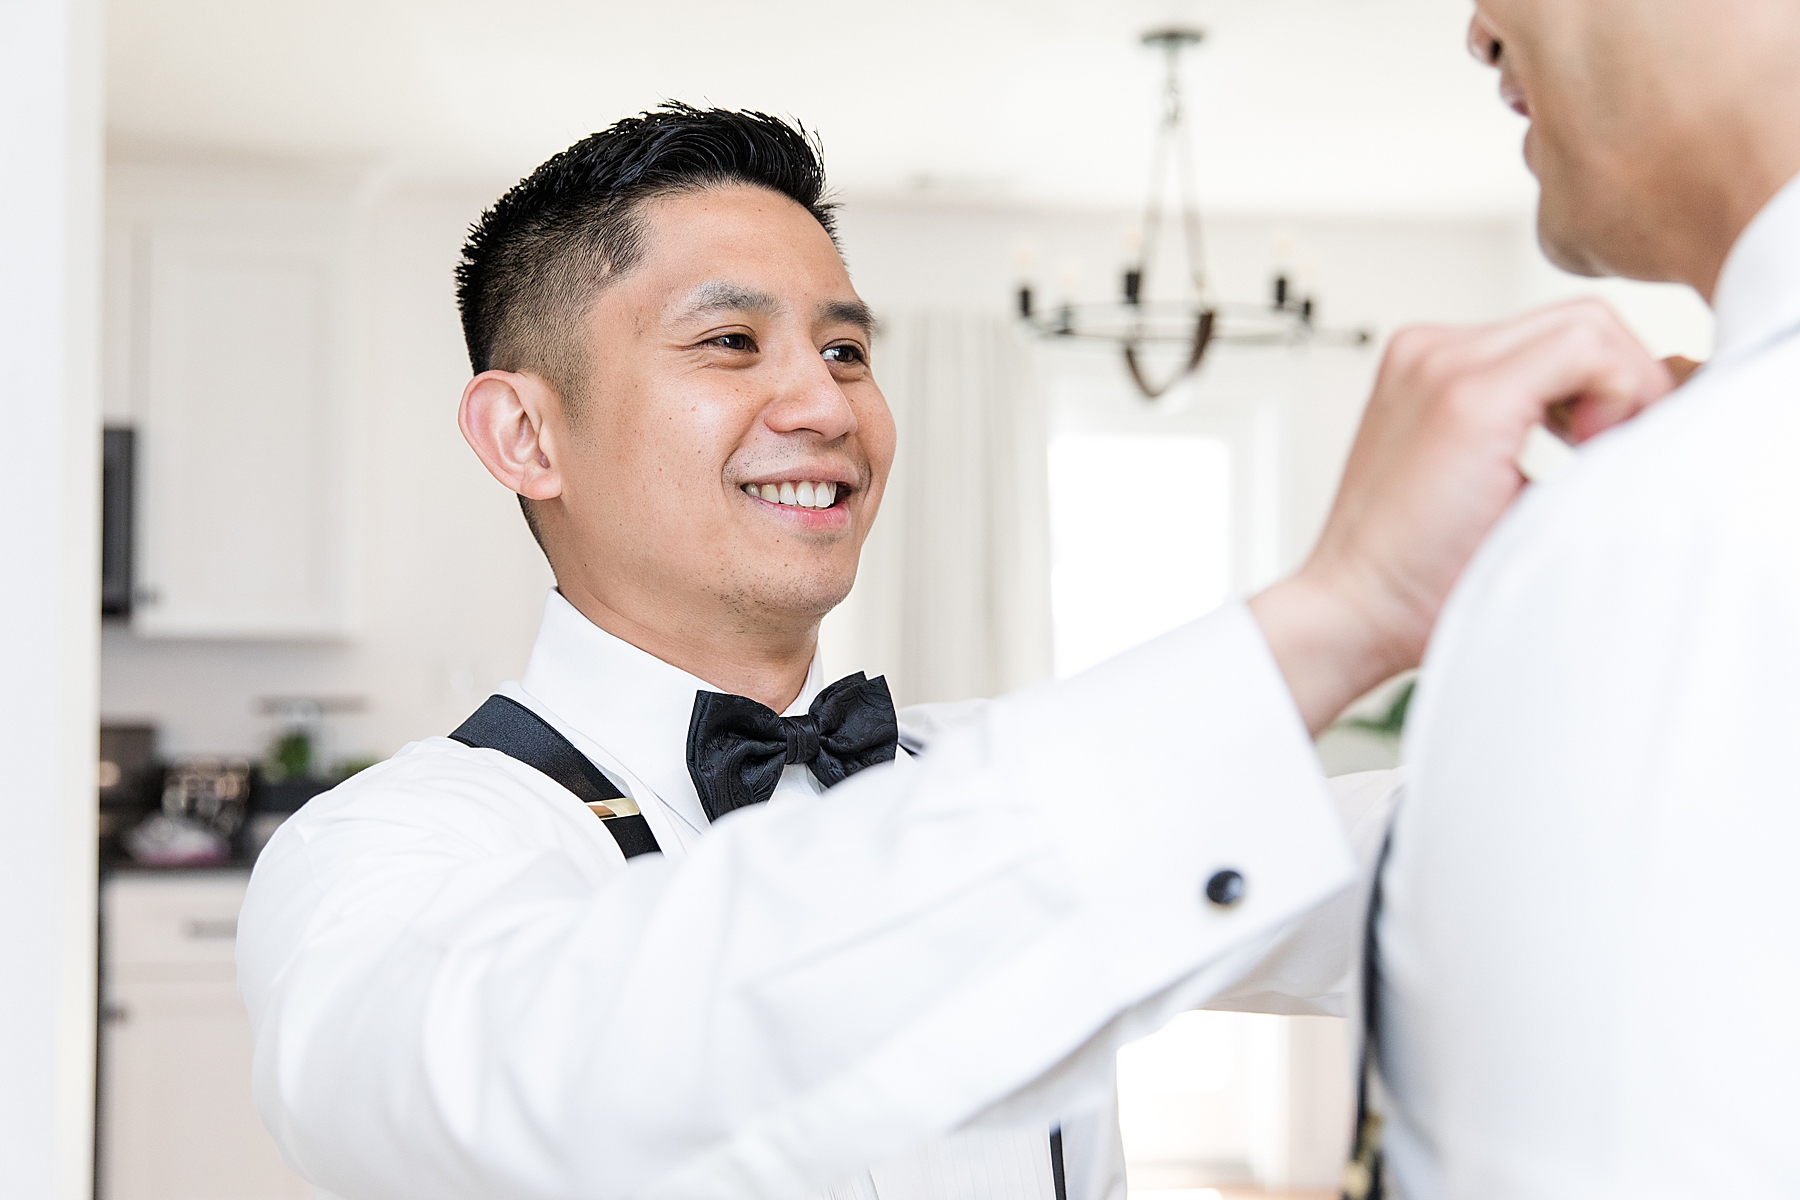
[895,698,994,757]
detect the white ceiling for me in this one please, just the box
[106,0,1537,216]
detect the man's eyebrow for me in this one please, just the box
[677,280,782,320]
[819,299,875,336]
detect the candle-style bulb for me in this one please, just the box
[1012,237,1038,276]
[1055,256,1083,302]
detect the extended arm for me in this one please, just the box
[240,606,1348,1200]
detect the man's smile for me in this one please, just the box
[737,476,854,530]
[739,478,841,509]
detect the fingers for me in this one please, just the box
[1391,297,1633,383]
[1479,316,1674,445]
[1381,299,1672,448]
[1279,297,1675,706]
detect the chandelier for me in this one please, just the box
[1018,28,1371,400]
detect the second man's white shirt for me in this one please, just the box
[240,592,1384,1200]
[1378,171,1800,1198]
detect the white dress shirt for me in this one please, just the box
[1378,171,1800,1198]
[239,591,1373,1200]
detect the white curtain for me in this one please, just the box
[822,314,1053,707]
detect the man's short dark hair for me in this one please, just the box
[454,103,838,553]
[456,102,837,397]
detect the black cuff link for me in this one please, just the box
[1204,868,1246,908]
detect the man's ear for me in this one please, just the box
[459,370,564,501]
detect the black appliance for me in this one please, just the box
[101,427,135,618]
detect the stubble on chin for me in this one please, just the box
[710,559,856,632]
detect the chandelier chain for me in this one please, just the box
[1137,37,1208,323]
[1015,25,1372,401]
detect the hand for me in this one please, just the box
[1251,299,1676,734]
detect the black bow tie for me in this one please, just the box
[685,672,899,823]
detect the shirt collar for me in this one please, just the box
[518,589,827,835]
[1711,167,1800,365]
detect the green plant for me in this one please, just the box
[267,730,314,782]
[1340,679,1416,738]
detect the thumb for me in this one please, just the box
[1556,355,1675,444]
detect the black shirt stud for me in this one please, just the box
[1204,869,1246,908]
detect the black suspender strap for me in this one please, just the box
[450,695,662,860]
[1342,826,1396,1200]
[1048,1125,1067,1200]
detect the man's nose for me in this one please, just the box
[764,345,858,442]
[1467,11,1503,68]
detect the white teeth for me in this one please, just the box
[745,481,840,508]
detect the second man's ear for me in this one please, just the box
[458,370,564,502]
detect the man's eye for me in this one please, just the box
[708,333,755,352]
[823,344,867,366]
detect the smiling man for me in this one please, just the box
[457,170,891,718]
[236,106,1674,1200]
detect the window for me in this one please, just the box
[1048,433,1232,678]
[1044,378,1298,1191]
[1115,1011,1253,1185]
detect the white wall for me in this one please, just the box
[0,2,104,1197]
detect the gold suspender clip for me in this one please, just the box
[1341,1110,1385,1200]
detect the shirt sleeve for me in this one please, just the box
[237,601,1357,1200]
[1200,768,1403,1017]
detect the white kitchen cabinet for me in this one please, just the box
[100,872,312,1200]
[107,164,360,639]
